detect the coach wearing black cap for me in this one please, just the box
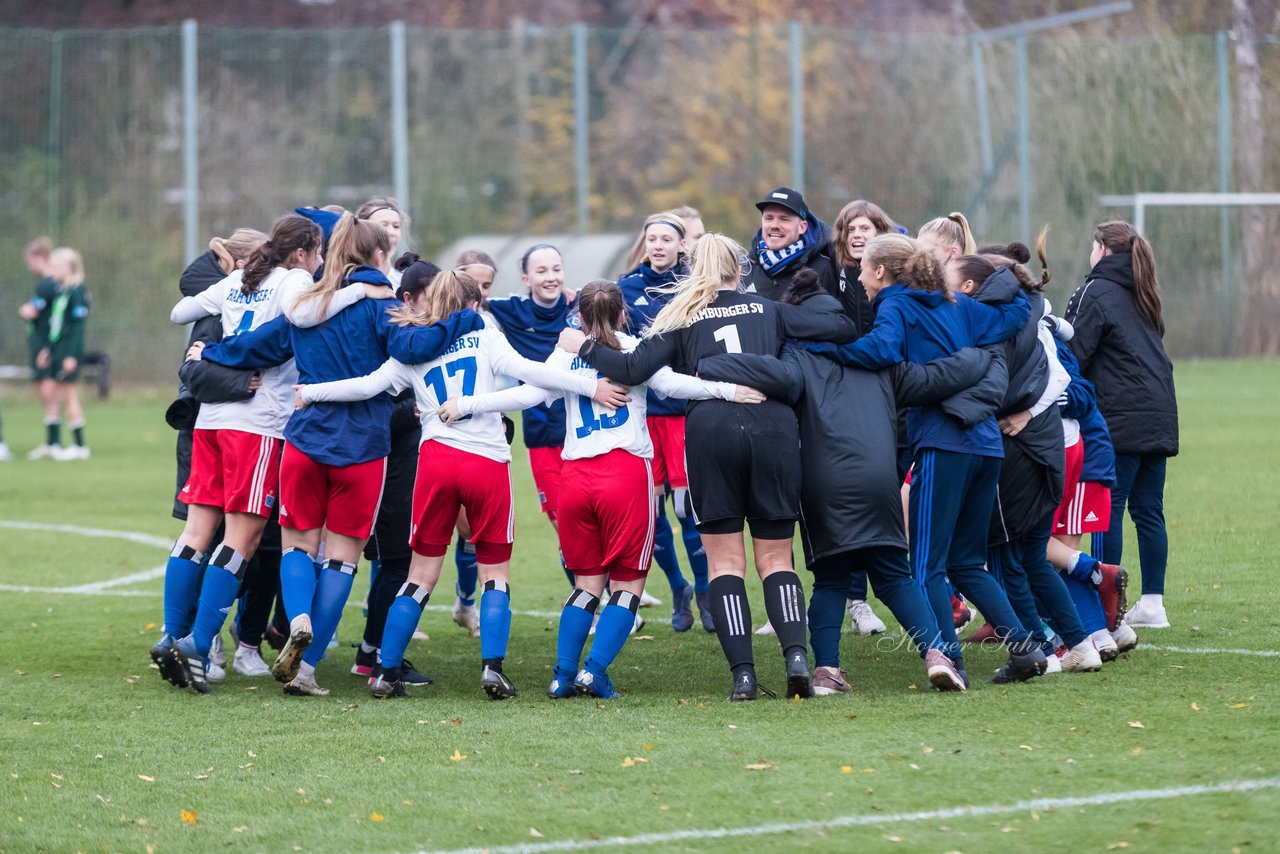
[742,186,838,302]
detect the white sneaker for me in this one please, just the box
[639,590,662,607]
[1091,628,1120,662]
[1060,639,1103,672]
[206,660,227,683]
[1043,653,1063,674]
[233,645,272,677]
[754,620,776,636]
[0,443,11,461]
[630,614,646,635]
[1125,598,1169,628]
[52,445,89,460]
[452,600,481,637]
[26,444,58,460]
[1111,622,1139,653]
[847,599,887,635]
[209,633,228,668]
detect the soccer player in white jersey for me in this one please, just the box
[294,270,629,700]
[443,280,763,699]
[154,214,322,692]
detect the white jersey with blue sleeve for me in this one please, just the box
[170,267,308,439]
[300,325,601,463]
[456,332,739,461]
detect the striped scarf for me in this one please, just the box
[754,234,809,276]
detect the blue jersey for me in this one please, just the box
[487,292,575,448]
[807,284,1030,458]
[617,261,689,417]
[201,268,484,467]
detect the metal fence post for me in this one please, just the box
[182,19,199,264]
[47,30,63,243]
[390,21,410,242]
[1216,30,1233,354]
[1015,33,1030,245]
[573,22,589,235]
[790,21,804,194]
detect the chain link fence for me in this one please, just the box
[1,23,1275,383]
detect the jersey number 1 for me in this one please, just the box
[714,324,742,354]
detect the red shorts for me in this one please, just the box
[527,445,564,520]
[1053,438,1112,535]
[558,450,655,582]
[410,440,514,562]
[180,429,281,517]
[278,443,386,539]
[647,414,689,490]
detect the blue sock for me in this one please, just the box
[189,545,246,656]
[162,543,206,638]
[303,560,356,667]
[364,559,382,617]
[454,535,477,606]
[1069,552,1101,585]
[279,548,318,621]
[559,550,574,588]
[807,584,846,668]
[479,580,512,662]
[652,498,687,595]
[1064,573,1108,634]
[584,591,638,676]
[557,588,599,675]
[379,583,429,671]
[674,493,709,593]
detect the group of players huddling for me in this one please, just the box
[150,185,1178,702]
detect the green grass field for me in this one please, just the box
[1,360,1278,854]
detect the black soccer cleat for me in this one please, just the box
[729,667,759,702]
[399,658,434,686]
[784,651,815,699]
[481,664,518,700]
[370,671,410,699]
[173,635,212,695]
[150,635,189,688]
[989,647,1049,684]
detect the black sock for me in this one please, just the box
[71,421,85,448]
[762,571,809,659]
[709,575,754,671]
[46,420,60,447]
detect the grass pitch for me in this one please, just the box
[1,360,1278,853]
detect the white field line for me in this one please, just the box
[0,519,172,550]
[1144,643,1280,658]
[414,777,1280,854]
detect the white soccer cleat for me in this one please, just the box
[1060,639,1103,672]
[1111,621,1140,653]
[209,633,228,668]
[206,660,227,683]
[754,620,776,636]
[1043,653,1063,674]
[0,443,11,461]
[452,600,481,638]
[1091,628,1120,662]
[1124,598,1170,628]
[846,599,887,635]
[283,671,330,697]
[26,444,58,460]
[233,646,272,677]
[638,589,662,607]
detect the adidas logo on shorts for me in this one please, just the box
[1084,511,1099,523]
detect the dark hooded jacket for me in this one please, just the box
[742,212,838,302]
[698,294,993,561]
[1065,252,1178,457]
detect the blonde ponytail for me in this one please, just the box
[645,233,743,337]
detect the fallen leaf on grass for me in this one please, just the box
[194,775,208,780]
[1127,721,1144,729]
[1107,842,1131,850]
[642,743,653,750]
[633,635,655,641]
[840,766,852,774]
[1019,745,1034,751]
[745,760,774,771]
[621,757,636,768]
[530,828,544,838]
[1191,703,1201,712]
[1230,703,1248,709]
[370,812,384,822]
[232,826,247,833]
[450,750,467,762]
[180,809,198,825]
[296,788,306,795]
[137,775,155,782]
[144,623,156,631]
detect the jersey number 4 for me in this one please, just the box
[425,357,478,421]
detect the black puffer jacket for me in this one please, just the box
[1065,253,1178,457]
